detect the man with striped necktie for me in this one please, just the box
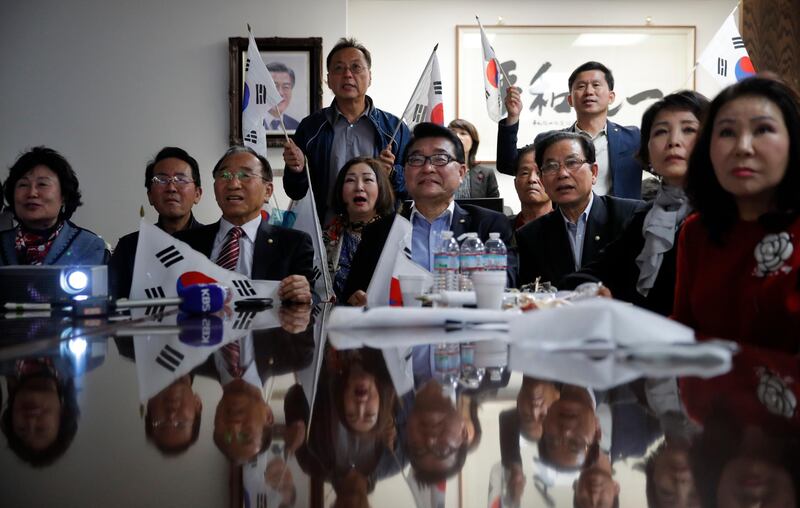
[177,145,315,303]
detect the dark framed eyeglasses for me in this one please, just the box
[406,153,458,168]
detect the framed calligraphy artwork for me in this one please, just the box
[456,25,695,163]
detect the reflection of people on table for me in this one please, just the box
[263,455,297,506]
[539,384,601,471]
[202,325,314,463]
[0,357,80,466]
[573,451,620,508]
[144,374,202,455]
[266,62,300,130]
[689,407,799,508]
[1,146,108,266]
[406,379,471,484]
[284,348,402,492]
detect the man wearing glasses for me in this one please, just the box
[177,146,314,303]
[282,37,410,225]
[110,146,204,298]
[344,122,516,306]
[516,132,644,288]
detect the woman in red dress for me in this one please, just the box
[673,76,800,351]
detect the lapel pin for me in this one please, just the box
[594,235,600,241]
[267,238,274,244]
[459,218,466,224]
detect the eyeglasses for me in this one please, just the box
[539,158,589,176]
[223,430,252,444]
[151,174,195,186]
[214,170,266,183]
[406,154,459,168]
[330,62,368,75]
[151,418,192,430]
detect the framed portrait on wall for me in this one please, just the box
[228,36,323,148]
[456,25,696,163]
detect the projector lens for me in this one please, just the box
[63,269,89,293]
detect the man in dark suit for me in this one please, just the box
[109,146,204,298]
[175,145,314,303]
[343,123,517,305]
[516,131,644,288]
[496,61,642,199]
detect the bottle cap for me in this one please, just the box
[489,232,500,239]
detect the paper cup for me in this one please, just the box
[398,274,428,307]
[472,271,506,309]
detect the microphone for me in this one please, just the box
[177,271,232,304]
[177,313,224,346]
[71,284,226,316]
[123,284,225,314]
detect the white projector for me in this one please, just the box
[0,265,108,304]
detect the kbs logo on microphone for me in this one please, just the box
[200,286,212,312]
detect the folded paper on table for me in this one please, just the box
[328,326,508,350]
[509,299,695,349]
[328,306,516,329]
[509,341,734,390]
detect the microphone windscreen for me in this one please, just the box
[176,271,219,294]
[178,283,225,314]
[177,313,223,346]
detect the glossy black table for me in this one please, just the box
[1,303,797,508]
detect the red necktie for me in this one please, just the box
[221,341,243,378]
[216,227,243,271]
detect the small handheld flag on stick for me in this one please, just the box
[476,16,512,122]
[243,24,289,152]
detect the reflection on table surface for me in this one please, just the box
[1,303,798,507]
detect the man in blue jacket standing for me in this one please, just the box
[282,38,410,225]
[497,61,642,199]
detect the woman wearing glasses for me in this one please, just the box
[1,146,107,266]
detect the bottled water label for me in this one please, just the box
[485,253,507,271]
[460,253,483,271]
[433,253,458,270]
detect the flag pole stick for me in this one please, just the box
[387,43,439,148]
[476,16,512,87]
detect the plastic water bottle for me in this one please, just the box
[484,232,508,272]
[459,342,484,389]
[433,343,461,386]
[459,232,485,291]
[433,231,460,293]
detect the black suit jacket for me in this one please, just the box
[174,219,315,285]
[559,203,680,316]
[343,203,518,301]
[516,194,645,287]
[109,216,203,299]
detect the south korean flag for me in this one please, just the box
[130,306,282,402]
[130,219,279,304]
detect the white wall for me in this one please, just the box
[0,0,347,245]
[350,0,738,213]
